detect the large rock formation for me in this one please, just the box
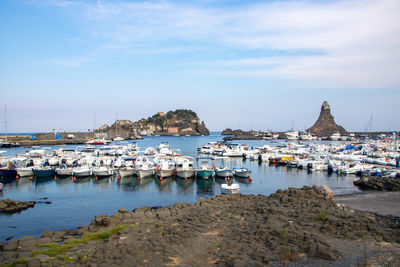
[306,101,347,137]
[98,109,210,136]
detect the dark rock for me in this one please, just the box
[354,176,400,191]
[306,101,347,137]
[42,230,54,238]
[27,257,41,267]
[3,240,18,251]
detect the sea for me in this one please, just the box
[0,132,361,241]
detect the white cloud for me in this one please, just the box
[47,0,400,88]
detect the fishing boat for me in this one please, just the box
[195,157,214,179]
[233,168,251,178]
[285,130,299,140]
[154,157,174,179]
[135,156,155,178]
[0,160,18,178]
[214,163,234,178]
[175,156,194,179]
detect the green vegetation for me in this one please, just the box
[33,224,128,257]
[0,258,27,267]
[317,210,329,221]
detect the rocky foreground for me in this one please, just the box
[0,199,36,214]
[354,176,400,191]
[1,185,400,266]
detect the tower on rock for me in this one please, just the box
[306,101,347,137]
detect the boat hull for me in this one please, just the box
[0,169,18,178]
[176,170,194,179]
[73,170,92,177]
[17,168,34,177]
[56,169,73,177]
[196,170,214,179]
[119,167,136,178]
[234,169,251,178]
[34,168,56,178]
[136,169,154,178]
[155,169,173,178]
[93,169,111,178]
[215,170,233,178]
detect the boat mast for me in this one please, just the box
[4,104,7,142]
[115,113,118,138]
[93,114,96,138]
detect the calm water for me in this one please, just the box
[0,133,360,241]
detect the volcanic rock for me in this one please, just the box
[307,101,347,137]
[354,176,400,191]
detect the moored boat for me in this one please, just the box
[195,157,214,179]
[119,166,136,178]
[233,168,251,178]
[33,167,56,178]
[92,166,112,178]
[175,156,194,179]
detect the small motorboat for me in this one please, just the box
[221,183,240,194]
[73,167,92,178]
[119,166,136,178]
[92,166,112,178]
[55,164,73,177]
[214,165,233,178]
[233,168,251,178]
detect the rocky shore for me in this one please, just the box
[0,199,36,214]
[0,186,399,266]
[354,176,400,191]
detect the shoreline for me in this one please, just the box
[0,186,399,266]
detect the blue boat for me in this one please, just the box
[34,167,56,178]
[0,168,18,178]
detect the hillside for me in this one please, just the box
[98,109,210,137]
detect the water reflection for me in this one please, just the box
[154,177,174,193]
[196,178,215,196]
[175,178,195,195]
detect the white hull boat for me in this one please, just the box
[221,183,240,194]
[17,167,34,177]
[136,169,154,178]
[55,168,73,177]
[119,167,136,178]
[155,169,174,178]
[93,167,112,177]
[73,167,92,177]
[215,167,234,178]
[176,170,194,179]
[233,168,251,178]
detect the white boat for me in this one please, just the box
[17,167,34,177]
[73,167,92,177]
[135,156,155,178]
[154,157,174,178]
[55,165,73,177]
[113,137,124,141]
[285,131,299,140]
[340,136,348,141]
[119,166,136,178]
[330,132,341,141]
[299,132,316,141]
[233,168,251,178]
[175,156,194,179]
[221,183,240,194]
[92,166,112,177]
[214,166,234,178]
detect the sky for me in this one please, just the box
[0,0,399,133]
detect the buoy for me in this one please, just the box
[160,177,163,181]
[138,176,141,180]
[249,177,252,182]
[185,178,187,182]
[54,176,57,181]
[30,176,33,180]
[205,176,208,180]
[73,177,76,182]
[95,177,98,181]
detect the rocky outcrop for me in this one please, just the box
[99,109,209,136]
[354,176,400,191]
[0,199,36,214]
[2,186,399,266]
[307,101,347,137]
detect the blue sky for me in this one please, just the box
[1,0,399,133]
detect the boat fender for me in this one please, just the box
[249,177,252,182]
